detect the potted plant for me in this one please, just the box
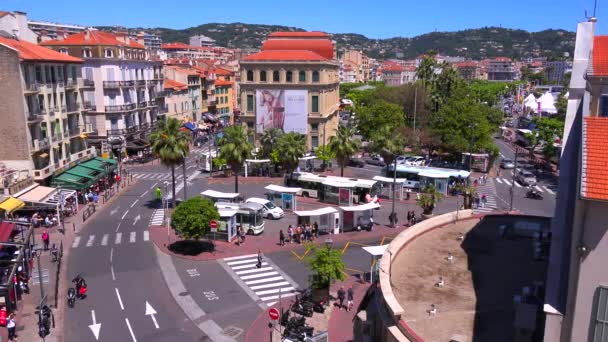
[416,185,443,219]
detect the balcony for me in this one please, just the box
[24,82,41,93]
[139,122,150,131]
[105,105,126,113]
[138,101,147,108]
[107,129,124,136]
[120,80,135,87]
[103,81,121,88]
[68,127,81,137]
[136,80,147,86]
[124,103,137,110]
[26,109,44,122]
[60,105,67,113]
[148,99,157,107]
[155,90,168,98]
[67,104,80,113]
[32,138,50,151]
[33,163,54,181]
[81,79,95,88]
[51,132,63,142]
[65,79,78,88]
[83,101,96,111]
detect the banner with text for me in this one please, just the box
[256,90,308,134]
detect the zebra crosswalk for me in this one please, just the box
[131,173,186,181]
[72,231,150,248]
[150,209,165,226]
[494,177,555,195]
[473,180,498,214]
[224,254,298,307]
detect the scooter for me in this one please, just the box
[525,189,543,200]
[67,287,76,308]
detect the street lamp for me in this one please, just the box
[390,157,398,228]
[468,123,477,173]
[181,151,187,201]
[325,238,333,251]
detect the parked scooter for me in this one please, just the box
[67,287,76,308]
[525,189,543,200]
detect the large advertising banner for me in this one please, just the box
[256,90,308,134]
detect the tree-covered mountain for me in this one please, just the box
[99,23,575,60]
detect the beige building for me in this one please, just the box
[163,66,203,122]
[239,32,340,150]
[0,36,94,182]
[162,79,191,121]
[340,49,370,82]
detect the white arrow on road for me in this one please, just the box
[88,310,101,340]
[110,207,119,216]
[145,301,159,329]
[133,214,141,226]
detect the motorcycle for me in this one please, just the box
[296,289,326,314]
[72,274,87,299]
[525,189,543,200]
[67,287,76,308]
[291,297,313,317]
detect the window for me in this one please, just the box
[311,136,319,149]
[104,49,114,58]
[286,71,293,83]
[247,122,254,130]
[59,48,68,55]
[593,286,608,342]
[312,71,320,82]
[225,96,229,104]
[247,94,254,112]
[35,66,42,83]
[83,48,92,58]
[311,123,319,132]
[299,71,306,82]
[260,71,267,82]
[600,96,608,118]
[246,70,254,82]
[312,95,319,113]
[273,71,280,82]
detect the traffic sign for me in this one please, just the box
[210,220,218,233]
[268,308,280,321]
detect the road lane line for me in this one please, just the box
[235,267,273,275]
[143,231,150,241]
[115,233,122,244]
[101,234,109,246]
[110,248,114,262]
[250,281,290,291]
[130,199,139,208]
[115,221,121,233]
[543,186,555,195]
[514,182,522,188]
[125,318,137,342]
[111,265,116,281]
[495,178,503,184]
[72,237,81,248]
[86,235,95,247]
[130,232,136,243]
[502,178,512,186]
[223,254,257,261]
[121,210,129,220]
[534,185,543,192]
[140,190,149,198]
[115,288,125,310]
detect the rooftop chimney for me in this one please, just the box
[84,30,91,41]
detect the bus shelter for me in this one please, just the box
[322,179,357,206]
[294,207,340,235]
[214,208,237,242]
[362,245,389,283]
[339,202,380,233]
[418,169,470,195]
[461,153,490,172]
[297,156,317,172]
[372,176,407,200]
[264,184,301,211]
[201,190,241,203]
[244,159,272,177]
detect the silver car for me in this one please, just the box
[500,158,515,169]
[517,170,537,186]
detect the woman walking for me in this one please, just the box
[279,230,285,246]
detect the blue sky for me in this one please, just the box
[5,0,606,38]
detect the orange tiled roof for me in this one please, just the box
[41,31,145,49]
[214,68,232,76]
[161,42,192,50]
[581,117,608,200]
[262,39,334,60]
[492,57,512,62]
[164,79,187,91]
[455,61,478,68]
[0,36,83,63]
[403,65,417,72]
[243,50,328,61]
[0,11,10,18]
[591,35,608,76]
[382,62,403,72]
[215,79,233,86]
[268,31,329,38]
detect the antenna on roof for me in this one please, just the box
[585,0,599,21]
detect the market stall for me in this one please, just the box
[264,184,301,211]
[244,159,272,177]
[294,207,340,235]
[339,202,380,233]
[372,176,407,200]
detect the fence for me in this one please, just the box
[53,240,63,308]
[82,204,96,222]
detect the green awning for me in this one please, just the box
[52,173,94,190]
[79,159,105,172]
[96,157,117,165]
[66,165,101,180]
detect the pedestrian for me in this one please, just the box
[312,222,319,240]
[256,250,263,268]
[279,230,285,246]
[474,195,480,209]
[337,286,346,311]
[295,225,302,244]
[239,226,246,245]
[481,194,487,208]
[347,286,354,312]
[42,230,49,251]
[288,225,294,243]
[7,313,16,340]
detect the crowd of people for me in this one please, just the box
[282,223,319,245]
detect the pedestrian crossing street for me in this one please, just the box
[473,180,498,214]
[132,173,185,181]
[494,177,555,195]
[71,230,150,248]
[224,254,298,307]
[150,209,165,226]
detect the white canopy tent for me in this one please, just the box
[201,190,240,203]
[339,202,380,233]
[362,245,390,283]
[340,202,380,212]
[264,184,301,211]
[294,207,339,234]
[536,92,557,114]
[244,159,272,177]
[524,94,538,109]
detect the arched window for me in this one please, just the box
[273,71,280,82]
[286,71,293,83]
[299,71,306,82]
[260,70,267,82]
[246,70,253,82]
[312,71,320,83]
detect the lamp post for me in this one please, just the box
[468,123,477,173]
[390,157,397,228]
[181,151,187,201]
[325,238,333,251]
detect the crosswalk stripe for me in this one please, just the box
[259,293,296,302]
[255,286,295,296]
[72,237,81,248]
[86,235,95,247]
[495,178,503,184]
[130,232,136,243]
[232,262,268,270]
[534,185,543,192]
[224,254,258,261]
[226,258,258,266]
[101,234,109,246]
[543,186,555,195]
[245,276,285,285]
[240,271,278,280]
[143,230,149,241]
[514,182,522,188]
[235,267,273,275]
[502,178,512,186]
[115,233,122,244]
[250,281,290,291]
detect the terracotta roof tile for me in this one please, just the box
[214,68,232,76]
[582,117,608,200]
[164,79,187,91]
[214,79,233,86]
[262,39,334,60]
[268,31,329,38]
[381,62,403,72]
[41,31,145,49]
[161,42,192,50]
[0,36,83,63]
[591,35,608,76]
[243,50,328,61]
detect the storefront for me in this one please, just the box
[294,207,340,235]
[264,184,301,211]
[51,157,118,191]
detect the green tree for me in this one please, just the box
[276,132,307,175]
[329,126,360,177]
[259,128,284,158]
[171,196,220,241]
[355,100,405,139]
[218,125,253,193]
[150,118,191,208]
[555,92,568,120]
[416,185,443,215]
[416,56,437,88]
[431,62,462,111]
[526,117,565,162]
[370,125,407,172]
[305,242,346,289]
[314,144,335,171]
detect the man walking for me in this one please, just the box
[256,250,263,268]
[279,230,285,246]
[347,286,354,312]
[7,313,16,340]
[337,286,346,311]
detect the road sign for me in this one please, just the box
[268,308,280,321]
[210,220,217,232]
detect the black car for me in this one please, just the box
[348,158,365,168]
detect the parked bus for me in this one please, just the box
[387,165,470,194]
[215,202,265,235]
[285,172,380,204]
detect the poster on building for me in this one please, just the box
[256,90,308,134]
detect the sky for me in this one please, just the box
[4,0,607,38]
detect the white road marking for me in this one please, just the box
[495,178,503,184]
[231,262,268,270]
[86,235,95,247]
[72,237,81,248]
[235,267,273,275]
[240,271,278,280]
[259,293,296,301]
[130,232,136,243]
[101,234,109,246]
[145,302,160,329]
[245,276,285,285]
[110,248,114,262]
[250,281,290,291]
[125,318,137,342]
[502,178,512,186]
[226,258,258,266]
[514,182,522,188]
[534,185,543,192]
[140,190,149,198]
[111,265,116,281]
[130,199,139,208]
[115,288,125,310]
[115,233,122,244]
[255,286,295,296]
[121,210,129,220]
[143,231,150,241]
[543,186,555,195]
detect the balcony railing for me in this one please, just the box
[67,104,80,112]
[155,91,168,98]
[33,138,50,151]
[65,79,78,88]
[124,103,136,110]
[26,109,43,121]
[139,123,150,131]
[68,127,81,137]
[51,132,63,142]
[82,79,95,87]
[136,80,147,86]
[138,101,147,108]
[24,82,41,92]
[148,99,157,106]
[107,129,124,136]
[103,81,121,88]
[83,101,96,111]
[120,80,135,87]
[60,105,67,113]
[105,105,126,113]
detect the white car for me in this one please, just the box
[405,156,425,166]
[245,197,284,219]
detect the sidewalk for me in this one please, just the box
[1,178,138,341]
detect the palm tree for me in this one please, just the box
[329,126,360,177]
[260,128,284,158]
[218,125,253,193]
[370,125,406,174]
[150,118,191,208]
[276,132,307,176]
[416,56,437,88]
[416,185,443,216]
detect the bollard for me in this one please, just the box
[73,223,76,232]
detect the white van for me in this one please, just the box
[246,197,284,219]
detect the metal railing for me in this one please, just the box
[82,79,95,87]
[60,105,67,113]
[66,104,80,112]
[25,82,41,92]
[65,79,78,88]
[120,80,135,87]
[136,80,147,86]
[148,99,157,106]
[82,101,96,111]
[52,132,62,142]
[138,101,147,108]
[103,81,121,88]
[68,127,81,137]
[105,105,125,113]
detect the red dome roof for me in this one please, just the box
[262,39,334,60]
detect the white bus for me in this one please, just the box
[285,172,380,205]
[387,165,470,194]
[215,202,265,235]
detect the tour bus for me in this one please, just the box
[215,202,265,235]
[285,172,380,204]
[387,164,470,194]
